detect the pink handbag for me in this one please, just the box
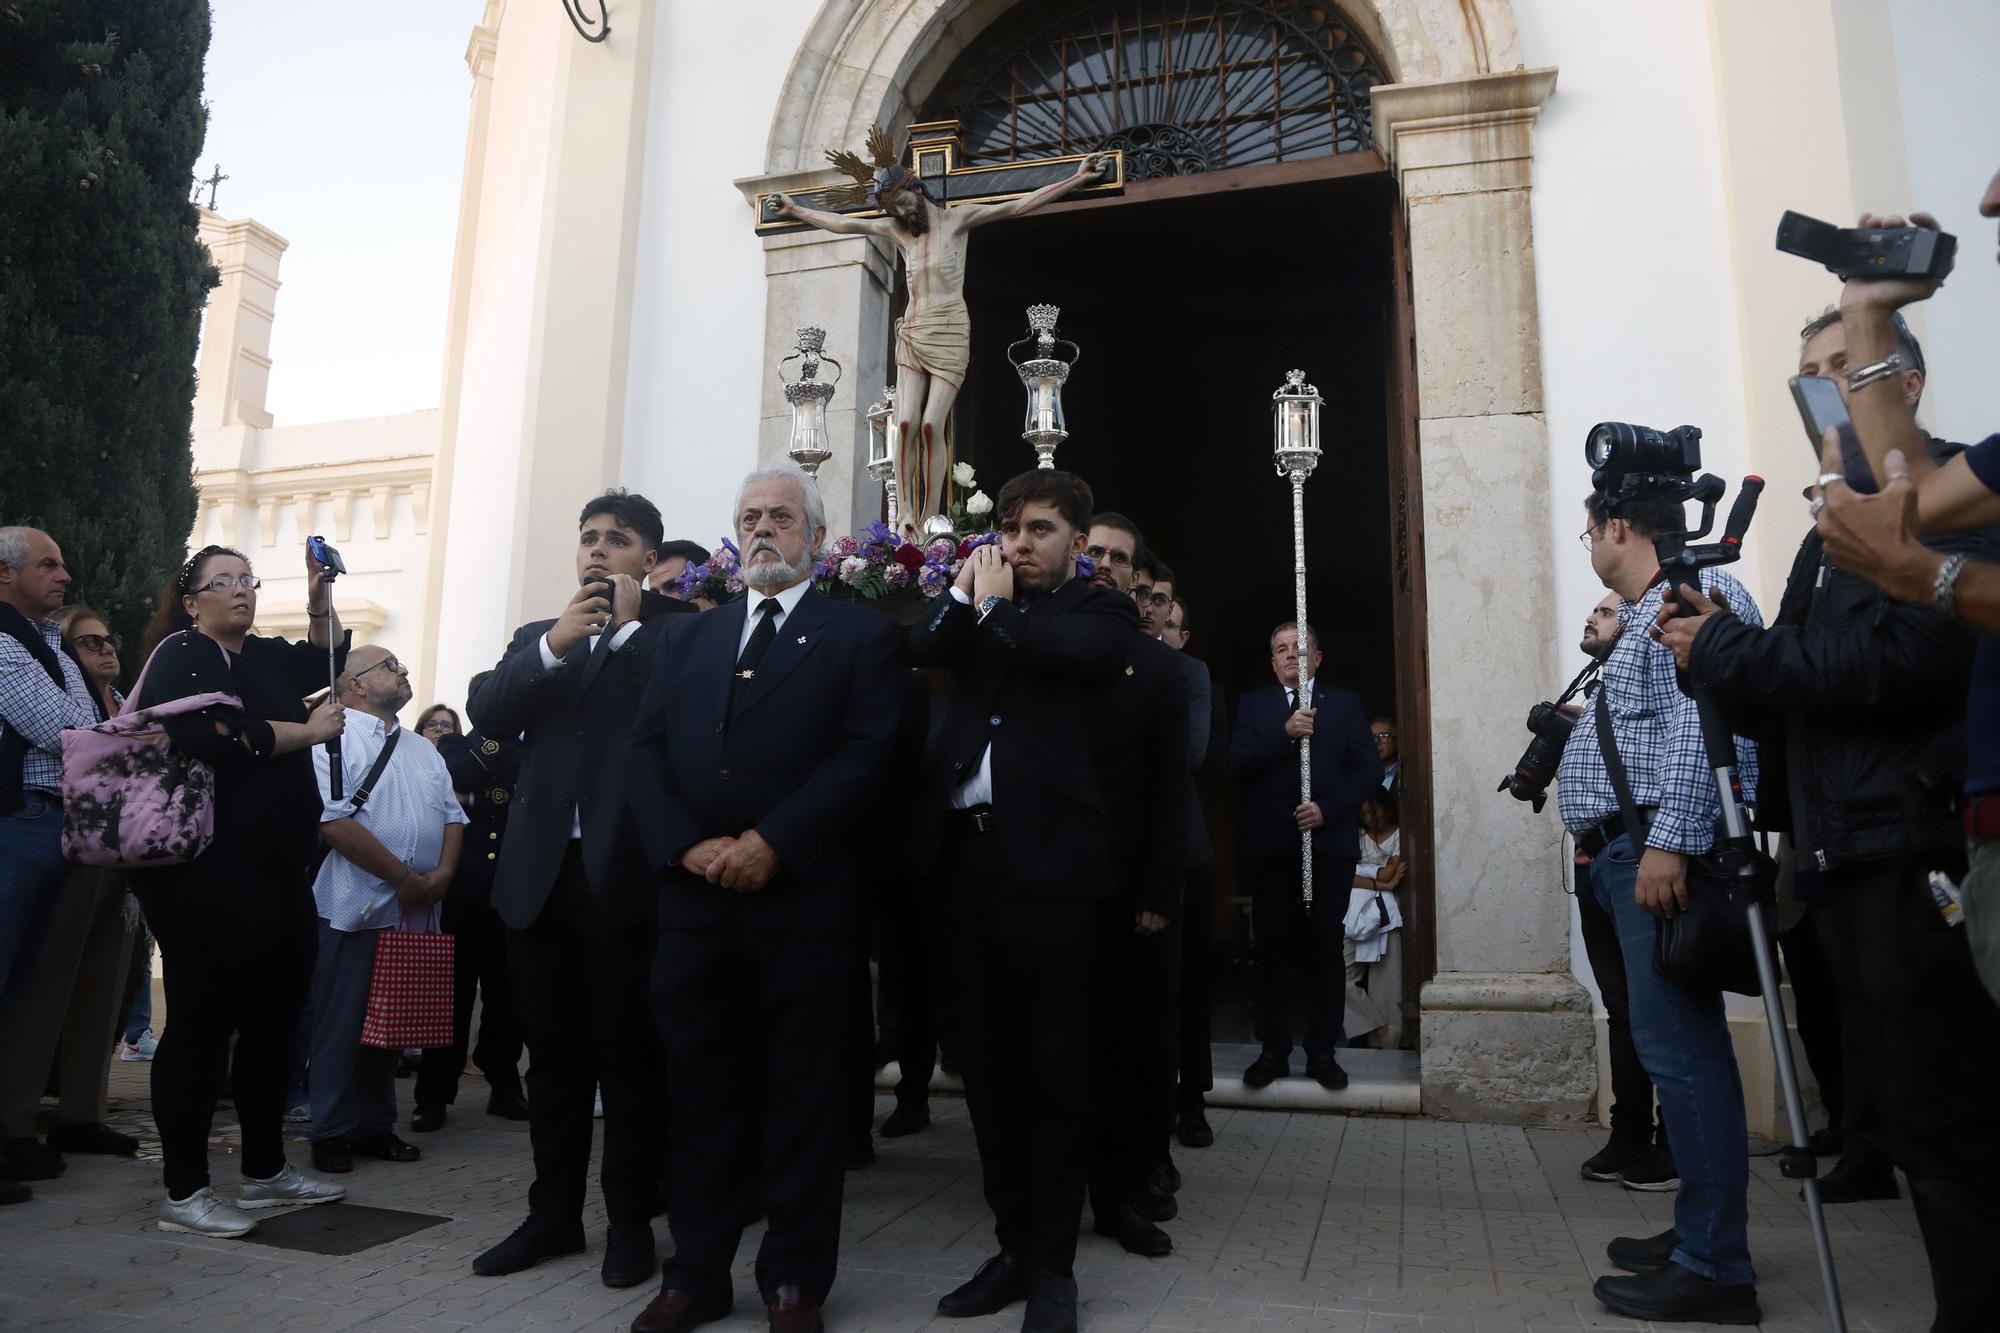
[59,632,241,868]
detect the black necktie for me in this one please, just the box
[732,598,781,705]
[1287,690,1298,712]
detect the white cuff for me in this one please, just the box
[949,587,972,606]
[537,632,562,672]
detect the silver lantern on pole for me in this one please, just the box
[779,326,841,478]
[1008,304,1079,470]
[864,384,899,532]
[1272,368,1324,905]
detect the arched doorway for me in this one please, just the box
[742,0,1592,1124]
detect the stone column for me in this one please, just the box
[1372,68,1597,1124]
[192,211,287,435]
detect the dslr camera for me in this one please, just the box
[1775,210,1956,282]
[1497,697,1582,814]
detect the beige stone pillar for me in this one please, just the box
[193,211,287,435]
[1373,68,1598,1124]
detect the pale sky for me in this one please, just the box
[198,1,476,426]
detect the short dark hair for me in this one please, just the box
[1584,489,1685,540]
[997,469,1093,535]
[1087,511,1143,548]
[1269,620,1320,655]
[1149,558,1178,590]
[1363,784,1401,827]
[578,488,664,556]
[1800,305,1927,382]
[1132,548,1158,582]
[1169,595,1189,628]
[658,539,711,567]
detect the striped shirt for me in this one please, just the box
[311,708,468,932]
[0,616,98,796]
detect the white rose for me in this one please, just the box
[965,489,993,516]
[952,461,977,488]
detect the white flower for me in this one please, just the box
[965,489,993,516]
[838,555,869,584]
[952,461,978,488]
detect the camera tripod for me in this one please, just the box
[1650,475,1847,1332]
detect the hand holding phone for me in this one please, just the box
[1788,375,1877,495]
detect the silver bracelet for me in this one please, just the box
[1934,552,1969,618]
[1845,353,1904,392]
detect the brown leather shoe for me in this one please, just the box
[766,1283,824,1333]
[630,1288,727,1333]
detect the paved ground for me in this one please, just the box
[0,1056,1932,1333]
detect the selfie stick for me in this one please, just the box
[1656,478,1846,1332]
[308,536,345,802]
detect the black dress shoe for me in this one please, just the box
[0,1137,65,1181]
[602,1221,656,1289]
[309,1138,353,1174]
[47,1120,139,1156]
[937,1252,1031,1316]
[880,1101,930,1137]
[845,1139,876,1171]
[1175,1108,1214,1148]
[1241,1053,1288,1089]
[631,1287,730,1333]
[1305,1055,1348,1090]
[1149,1159,1182,1196]
[1130,1179,1177,1223]
[486,1088,531,1121]
[1580,1131,1651,1182]
[351,1132,421,1163]
[473,1215,586,1276]
[411,1107,446,1134]
[1093,1205,1173,1257]
[1811,1156,1899,1203]
[1606,1227,1678,1273]
[1593,1262,1760,1325]
[1022,1272,1079,1333]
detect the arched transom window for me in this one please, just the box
[920,0,1389,179]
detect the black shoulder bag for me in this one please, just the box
[308,729,401,881]
[1594,688,1767,996]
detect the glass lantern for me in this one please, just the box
[1271,368,1323,477]
[779,326,841,478]
[1008,304,1080,470]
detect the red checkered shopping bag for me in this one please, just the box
[359,914,456,1050]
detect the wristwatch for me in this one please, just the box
[1934,552,1969,619]
[977,594,1006,620]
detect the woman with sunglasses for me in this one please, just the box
[0,607,139,1181]
[127,545,349,1237]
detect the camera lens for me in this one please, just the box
[1586,423,1631,469]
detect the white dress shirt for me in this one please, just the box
[536,618,641,838]
[736,579,810,657]
[311,709,468,932]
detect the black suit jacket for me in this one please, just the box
[436,728,521,904]
[910,577,1137,894]
[1230,678,1378,861]
[1095,633,1193,916]
[468,616,666,930]
[626,587,904,935]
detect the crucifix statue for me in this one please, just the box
[760,123,1121,533]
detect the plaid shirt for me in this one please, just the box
[1558,568,1763,854]
[0,616,99,796]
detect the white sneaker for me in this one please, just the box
[239,1163,347,1210]
[283,1104,312,1125]
[120,1030,159,1061]
[158,1186,257,1237]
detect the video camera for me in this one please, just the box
[1775,210,1956,283]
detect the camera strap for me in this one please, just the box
[1593,687,1652,847]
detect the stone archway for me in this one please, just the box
[737,0,1585,1125]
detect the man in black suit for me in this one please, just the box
[1229,621,1379,1092]
[914,470,1136,1333]
[1077,513,1191,1259]
[415,685,528,1131]
[466,488,692,1288]
[623,464,901,1333]
[1162,596,1225,1149]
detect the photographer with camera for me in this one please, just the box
[1558,461,1765,1325]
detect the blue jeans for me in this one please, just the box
[1591,834,1754,1286]
[123,929,153,1043]
[0,792,73,1013]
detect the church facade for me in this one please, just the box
[195,0,2000,1126]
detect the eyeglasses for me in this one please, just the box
[1136,591,1171,608]
[353,655,405,680]
[1577,526,1597,550]
[420,717,455,733]
[193,574,262,593]
[1083,545,1133,568]
[72,633,122,654]
[1372,730,1396,741]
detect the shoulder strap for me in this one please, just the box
[347,728,402,815]
[1593,686,1650,842]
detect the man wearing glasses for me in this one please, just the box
[1372,720,1400,792]
[305,644,465,1174]
[1130,554,1176,639]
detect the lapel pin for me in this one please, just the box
[797,635,808,644]
[1124,665,1135,676]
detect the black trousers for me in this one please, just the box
[945,824,1102,1276]
[847,937,875,1145]
[415,888,523,1112]
[507,845,663,1228]
[878,882,938,1108]
[1811,861,2000,1332]
[655,917,851,1307]
[1176,864,1214,1105]
[131,861,316,1199]
[1090,912,1181,1216]
[1248,854,1355,1062]
[1778,905,1889,1167]
[1572,861,1657,1141]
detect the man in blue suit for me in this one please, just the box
[1229,621,1380,1091]
[624,464,903,1333]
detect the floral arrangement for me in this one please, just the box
[670,537,744,603]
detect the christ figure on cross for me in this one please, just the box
[775,131,1109,533]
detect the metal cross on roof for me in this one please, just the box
[194,164,229,211]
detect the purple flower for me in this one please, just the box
[831,534,859,558]
[1075,553,1095,580]
[883,563,912,590]
[925,536,956,564]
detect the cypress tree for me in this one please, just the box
[0,0,218,664]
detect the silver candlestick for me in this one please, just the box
[780,326,841,478]
[864,385,900,531]
[1272,369,1324,905]
[1007,304,1079,469]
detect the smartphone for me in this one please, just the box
[1787,375,1878,495]
[306,534,348,576]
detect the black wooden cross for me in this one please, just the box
[753,120,1124,236]
[194,164,229,211]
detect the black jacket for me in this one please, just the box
[1686,444,1984,874]
[436,728,520,903]
[625,587,904,934]
[1230,678,1379,861]
[1093,633,1193,917]
[910,577,1137,895]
